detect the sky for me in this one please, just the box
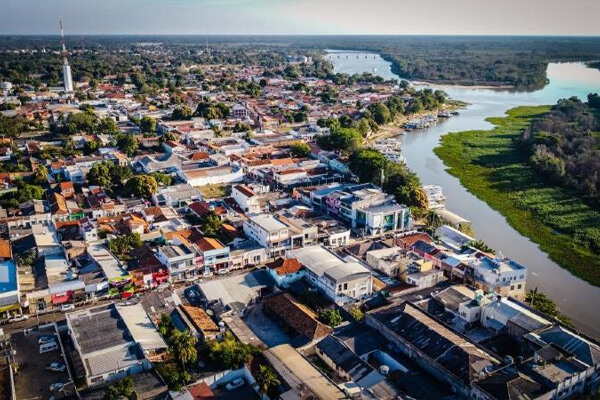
[2,0,600,36]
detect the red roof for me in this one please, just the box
[267,257,302,276]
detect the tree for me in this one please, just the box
[139,116,156,133]
[424,210,443,232]
[125,175,158,199]
[150,172,172,187]
[458,222,476,237]
[200,211,222,237]
[87,162,133,192]
[105,377,134,400]
[108,233,142,261]
[320,309,343,327]
[317,128,362,154]
[255,365,281,395]
[16,249,36,268]
[172,330,197,372]
[349,306,364,322]
[368,102,392,125]
[83,140,100,155]
[526,287,572,326]
[34,164,48,184]
[98,117,119,135]
[206,332,261,369]
[289,141,311,158]
[116,133,139,156]
[172,106,193,120]
[469,240,495,254]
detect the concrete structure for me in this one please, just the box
[243,214,290,258]
[288,245,372,305]
[471,256,527,299]
[0,260,20,316]
[264,344,346,400]
[66,304,152,386]
[156,244,196,281]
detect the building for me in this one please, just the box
[367,302,501,398]
[156,244,196,281]
[194,237,230,274]
[243,214,290,258]
[266,257,305,288]
[66,304,154,386]
[179,165,244,187]
[288,245,372,305]
[265,344,346,400]
[471,256,527,299]
[0,260,20,317]
[231,184,262,214]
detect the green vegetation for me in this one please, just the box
[199,210,223,238]
[105,377,135,400]
[0,181,45,209]
[435,105,600,286]
[124,174,158,199]
[206,332,261,369]
[87,161,133,193]
[198,183,231,199]
[289,141,311,157]
[526,288,572,326]
[348,306,364,322]
[255,364,281,395]
[108,233,142,261]
[469,240,495,254]
[320,309,343,327]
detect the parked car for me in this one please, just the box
[46,362,66,372]
[202,270,214,278]
[38,335,56,345]
[60,304,75,312]
[49,383,65,392]
[8,314,29,323]
[218,268,230,275]
[225,378,244,391]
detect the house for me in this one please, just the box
[266,257,305,288]
[231,184,261,214]
[32,224,62,256]
[263,292,333,342]
[180,305,220,341]
[232,104,247,119]
[156,244,196,281]
[197,270,270,314]
[243,214,290,258]
[194,237,230,274]
[288,245,372,305]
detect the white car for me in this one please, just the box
[217,268,230,275]
[8,314,29,323]
[225,378,244,391]
[60,304,75,312]
[46,362,66,372]
[49,383,65,392]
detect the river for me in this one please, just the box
[326,50,600,337]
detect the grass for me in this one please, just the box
[198,183,231,199]
[434,106,600,287]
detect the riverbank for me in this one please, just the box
[434,106,600,287]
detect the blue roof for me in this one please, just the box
[0,260,18,294]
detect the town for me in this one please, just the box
[0,30,599,400]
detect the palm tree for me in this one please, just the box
[157,313,173,338]
[424,210,443,232]
[173,330,197,372]
[256,364,280,395]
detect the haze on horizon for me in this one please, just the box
[2,0,600,36]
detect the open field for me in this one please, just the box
[435,106,600,286]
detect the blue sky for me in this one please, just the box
[2,0,600,35]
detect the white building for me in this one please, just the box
[470,256,527,299]
[288,245,372,305]
[231,184,262,214]
[243,214,290,258]
[179,165,244,187]
[156,244,196,281]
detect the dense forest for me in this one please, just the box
[524,94,600,206]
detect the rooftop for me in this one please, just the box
[247,214,288,233]
[0,260,17,295]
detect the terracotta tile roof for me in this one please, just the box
[270,158,295,166]
[220,223,243,240]
[189,151,210,161]
[398,233,434,249]
[180,305,220,336]
[49,192,69,214]
[60,181,74,191]
[195,237,225,252]
[263,292,332,341]
[0,239,11,259]
[187,382,214,400]
[233,184,255,198]
[266,257,302,276]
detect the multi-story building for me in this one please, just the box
[470,256,527,299]
[243,214,290,258]
[194,237,230,273]
[156,244,196,281]
[288,245,372,305]
[311,183,411,235]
